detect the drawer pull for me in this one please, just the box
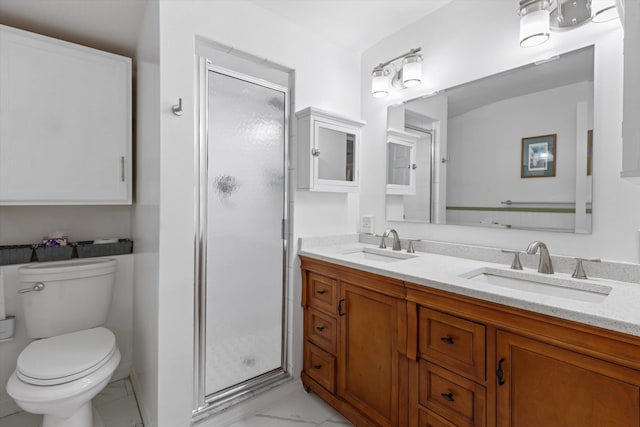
[338,299,345,316]
[497,358,506,386]
[440,392,455,402]
[313,364,322,370]
[440,336,454,345]
[316,326,326,332]
[316,289,327,295]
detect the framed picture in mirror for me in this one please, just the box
[521,134,556,178]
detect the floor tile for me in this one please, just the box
[0,411,40,427]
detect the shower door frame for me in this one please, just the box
[193,58,290,421]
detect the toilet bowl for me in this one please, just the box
[6,327,121,427]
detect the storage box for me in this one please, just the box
[0,245,33,265]
[76,239,133,258]
[35,245,73,262]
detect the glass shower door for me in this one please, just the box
[204,69,287,397]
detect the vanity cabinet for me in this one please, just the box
[386,128,418,195]
[0,24,132,204]
[300,256,406,427]
[296,107,365,192]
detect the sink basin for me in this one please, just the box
[341,247,417,263]
[460,267,611,303]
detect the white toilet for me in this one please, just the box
[6,258,121,427]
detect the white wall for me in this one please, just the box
[448,81,593,206]
[0,255,134,418]
[147,1,361,426]
[130,0,160,426]
[360,0,640,263]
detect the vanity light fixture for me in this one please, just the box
[371,47,422,98]
[519,0,619,48]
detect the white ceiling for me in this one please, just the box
[0,0,453,58]
[249,0,453,53]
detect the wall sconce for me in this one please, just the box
[519,0,619,48]
[371,48,422,98]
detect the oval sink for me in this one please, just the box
[460,267,611,303]
[341,247,417,263]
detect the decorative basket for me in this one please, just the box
[35,245,73,262]
[76,239,133,258]
[0,245,33,265]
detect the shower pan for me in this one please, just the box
[193,59,289,418]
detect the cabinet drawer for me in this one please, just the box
[308,272,338,314]
[419,361,486,427]
[306,308,337,354]
[304,342,336,393]
[419,409,459,427]
[419,308,486,380]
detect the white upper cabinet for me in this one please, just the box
[621,0,640,182]
[296,107,365,192]
[386,128,418,195]
[0,25,132,204]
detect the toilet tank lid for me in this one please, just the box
[17,327,116,383]
[19,258,116,282]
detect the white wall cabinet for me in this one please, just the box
[386,128,418,195]
[0,24,132,204]
[296,107,365,192]
[621,0,640,182]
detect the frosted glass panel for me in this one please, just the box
[317,127,355,182]
[205,71,285,395]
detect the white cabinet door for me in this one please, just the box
[0,25,131,204]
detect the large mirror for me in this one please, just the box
[387,45,594,233]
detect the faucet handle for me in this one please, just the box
[572,258,601,279]
[501,249,523,270]
[379,236,387,249]
[407,240,415,254]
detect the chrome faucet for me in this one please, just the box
[526,241,554,274]
[379,229,402,251]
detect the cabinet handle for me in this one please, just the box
[338,299,345,316]
[120,156,125,182]
[313,364,322,369]
[497,358,506,386]
[312,148,321,157]
[440,392,455,402]
[316,289,327,295]
[316,326,326,332]
[440,336,454,345]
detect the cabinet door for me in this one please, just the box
[496,330,640,427]
[0,25,131,204]
[338,282,399,427]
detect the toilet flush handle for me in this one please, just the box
[18,282,45,294]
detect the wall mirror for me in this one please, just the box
[386,45,594,233]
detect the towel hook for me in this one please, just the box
[172,98,184,116]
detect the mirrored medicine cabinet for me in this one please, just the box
[386,45,597,234]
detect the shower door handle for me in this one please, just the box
[338,299,345,316]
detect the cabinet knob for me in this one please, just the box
[440,336,454,345]
[440,392,455,402]
[311,148,321,157]
[313,364,322,370]
[316,325,326,332]
[316,289,327,295]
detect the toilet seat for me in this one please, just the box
[16,327,116,386]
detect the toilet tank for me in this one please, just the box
[18,258,117,338]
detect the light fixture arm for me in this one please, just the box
[373,47,422,71]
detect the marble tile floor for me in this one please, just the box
[0,378,143,427]
[0,378,352,427]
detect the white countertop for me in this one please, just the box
[299,242,640,337]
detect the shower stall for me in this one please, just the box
[193,58,289,418]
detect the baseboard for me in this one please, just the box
[130,367,152,427]
[0,395,20,419]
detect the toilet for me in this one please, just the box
[6,258,121,427]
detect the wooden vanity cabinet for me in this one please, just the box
[300,256,407,427]
[406,283,640,427]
